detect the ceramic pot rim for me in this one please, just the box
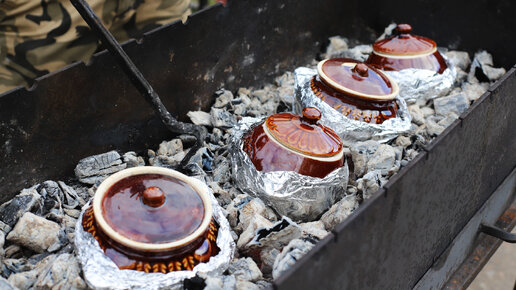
[263,123,344,162]
[317,59,399,101]
[92,166,213,252]
[371,46,437,59]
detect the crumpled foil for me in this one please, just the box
[383,56,457,103]
[230,117,349,222]
[75,184,235,290]
[294,67,412,144]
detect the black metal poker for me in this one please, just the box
[70,0,207,171]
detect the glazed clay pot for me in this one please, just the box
[365,24,448,73]
[311,58,400,124]
[242,107,344,178]
[82,167,219,273]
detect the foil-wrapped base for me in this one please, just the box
[75,186,235,290]
[384,57,457,104]
[230,117,349,223]
[294,67,412,144]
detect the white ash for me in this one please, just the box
[74,150,127,184]
[272,237,317,280]
[6,213,64,254]
[0,33,507,290]
[320,194,359,230]
[299,221,329,240]
[227,257,263,282]
[188,110,212,126]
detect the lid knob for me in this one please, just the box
[301,107,321,125]
[396,24,412,34]
[353,63,369,77]
[143,186,165,207]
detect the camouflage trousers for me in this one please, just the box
[0,0,190,93]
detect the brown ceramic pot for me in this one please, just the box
[242,107,345,178]
[82,167,219,273]
[311,58,400,124]
[365,24,448,73]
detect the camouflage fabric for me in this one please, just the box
[0,0,190,93]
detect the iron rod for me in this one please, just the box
[70,0,207,170]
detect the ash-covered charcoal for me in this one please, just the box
[349,140,380,178]
[149,139,185,168]
[272,237,318,280]
[356,170,383,200]
[444,51,471,71]
[299,221,329,240]
[469,50,507,82]
[433,93,470,116]
[74,150,127,185]
[366,144,397,176]
[31,254,86,289]
[211,107,237,128]
[123,151,145,168]
[320,194,359,230]
[227,258,263,282]
[0,186,42,228]
[6,213,64,253]
[323,37,371,61]
[187,110,213,126]
[242,217,302,276]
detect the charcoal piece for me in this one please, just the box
[7,270,37,289]
[74,151,126,184]
[236,279,261,290]
[0,277,14,290]
[213,89,234,108]
[468,51,506,82]
[272,238,317,279]
[433,93,469,116]
[462,82,488,102]
[6,213,62,253]
[444,51,471,71]
[299,221,328,240]
[202,275,236,290]
[2,258,33,275]
[187,111,212,126]
[33,254,86,289]
[210,108,236,128]
[322,36,349,59]
[366,144,396,176]
[227,258,263,282]
[408,104,425,126]
[320,194,359,230]
[0,187,42,227]
[122,151,145,168]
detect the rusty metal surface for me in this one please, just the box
[445,205,516,289]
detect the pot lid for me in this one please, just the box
[317,58,398,101]
[372,24,437,57]
[265,107,342,158]
[92,167,212,252]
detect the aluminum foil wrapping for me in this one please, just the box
[294,67,412,144]
[75,184,235,290]
[383,57,457,103]
[230,117,349,222]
